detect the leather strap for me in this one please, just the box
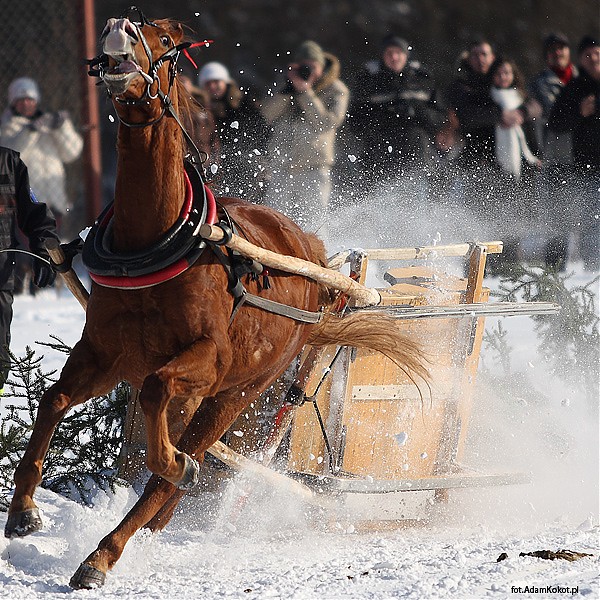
[241,292,323,324]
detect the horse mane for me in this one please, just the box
[174,77,201,147]
[150,17,208,153]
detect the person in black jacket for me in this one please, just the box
[0,146,58,390]
[447,38,500,170]
[197,62,269,200]
[549,36,600,271]
[447,39,540,269]
[348,34,446,190]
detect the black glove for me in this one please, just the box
[33,258,56,288]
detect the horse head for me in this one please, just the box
[100,8,184,104]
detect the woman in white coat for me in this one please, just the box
[0,77,83,234]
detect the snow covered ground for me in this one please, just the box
[1,251,598,598]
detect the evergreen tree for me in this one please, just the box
[0,337,128,508]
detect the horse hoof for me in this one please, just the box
[175,453,200,491]
[4,508,42,538]
[69,563,106,589]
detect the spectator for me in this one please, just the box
[549,36,600,272]
[0,146,57,392]
[261,40,349,239]
[529,32,579,269]
[447,38,500,170]
[487,57,542,268]
[489,57,541,180]
[347,34,446,191]
[178,74,221,177]
[447,39,538,267]
[197,61,269,199]
[0,77,82,237]
[529,32,578,154]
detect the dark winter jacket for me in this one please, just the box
[349,60,446,174]
[447,62,502,167]
[528,65,578,159]
[208,82,269,197]
[548,68,600,171]
[0,147,58,289]
[529,65,578,117]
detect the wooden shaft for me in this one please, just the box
[44,238,89,310]
[199,223,381,307]
[206,440,321,503]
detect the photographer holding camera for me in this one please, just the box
[261,40,349,242]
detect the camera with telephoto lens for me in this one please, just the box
[297,64,312,81]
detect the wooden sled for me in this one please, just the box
[108,240,557,526]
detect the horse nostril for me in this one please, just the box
[124,23,139,42]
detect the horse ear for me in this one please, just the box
[167,21,184,43]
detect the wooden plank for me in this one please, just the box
[351,384,422,401]
[327,242,504,268]
[359,241,503,261]
[465,244,487,304]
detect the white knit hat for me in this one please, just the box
[198,62,231,86]
[8,77,40,105]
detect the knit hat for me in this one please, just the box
[294,40,326,66]
[381,34,409,54]
[8,77,40,105]
[543,32,569,51]
[578,35,599,55]
[198,62,231,86]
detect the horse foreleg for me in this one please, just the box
[5,340,117,538]
[70,391,243,587]
[71,385,264,588]
[138,337,229,488]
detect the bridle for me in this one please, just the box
[86,6,210,162]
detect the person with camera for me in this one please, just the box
[0,77,83,238]
[261,40,349,240]
[0,145,58,392]
[347,34,446,192]
[549,36,600,271]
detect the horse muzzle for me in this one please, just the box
[102,17,144,94]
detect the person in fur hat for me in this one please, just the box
[197,62,268,200]
[261,40,349,241]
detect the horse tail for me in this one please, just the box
[307,311,430,384]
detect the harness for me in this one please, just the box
[82,159,217,289]
[82,6,323,324]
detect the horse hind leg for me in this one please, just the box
[5,340,117,539]
[136,337,228,488]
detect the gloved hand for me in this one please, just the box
[33,258,56,288]
[31,111,67,131]
[51,110,68,129]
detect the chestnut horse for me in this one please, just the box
[4,10,424,589]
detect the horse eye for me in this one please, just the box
[160,35,171,46]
